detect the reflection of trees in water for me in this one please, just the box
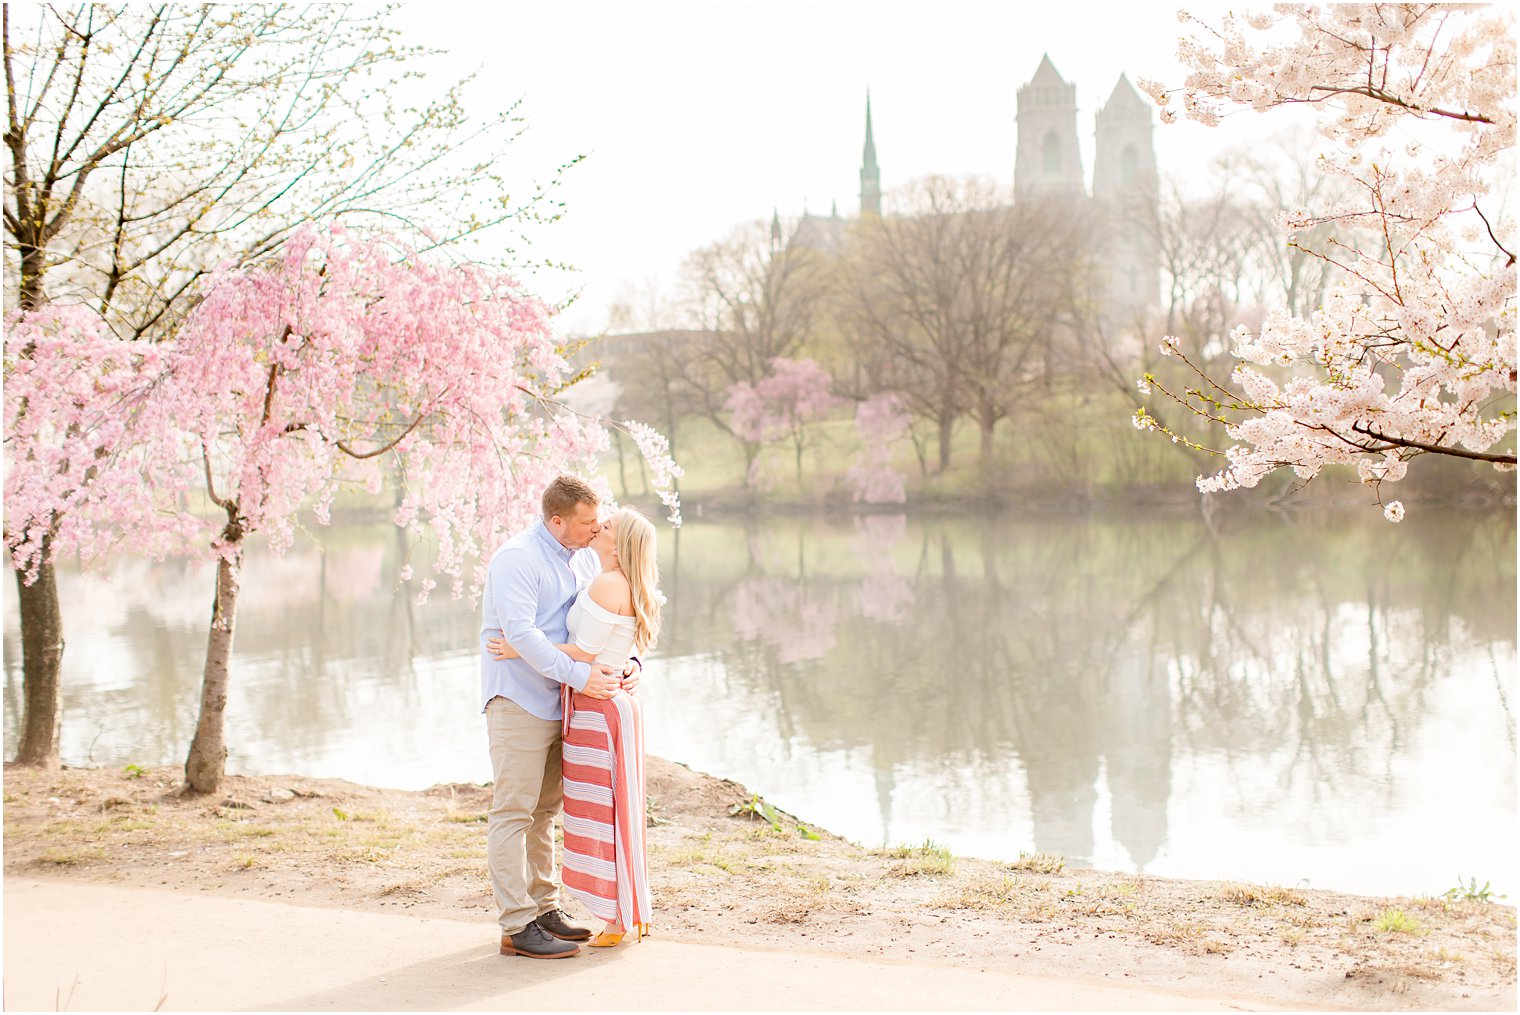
[4,524,485,767]
[7,508,1513,855]
[658,509,1515,869]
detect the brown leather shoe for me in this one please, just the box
[501,923,580,959]
[535,908,592,942]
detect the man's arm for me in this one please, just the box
[490,548,591,692]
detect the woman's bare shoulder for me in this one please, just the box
[588,571,633,615]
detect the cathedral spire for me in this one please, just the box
[860,90,881,217]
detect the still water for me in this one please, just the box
[5,508,1515,899]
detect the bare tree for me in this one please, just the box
[840,176,1075,471]
[676,217,833,458]
[4,3,563,767]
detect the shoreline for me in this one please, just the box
[4,757,1515,1011]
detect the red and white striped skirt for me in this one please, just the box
[560,687,651,932]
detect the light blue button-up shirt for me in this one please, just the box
[479,519,600,719]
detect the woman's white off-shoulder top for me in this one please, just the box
[566,587,637,670]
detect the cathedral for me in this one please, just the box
[789,55,1161,325]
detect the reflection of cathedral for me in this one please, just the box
[786,56,1161,324]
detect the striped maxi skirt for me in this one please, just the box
[559,686,651,933]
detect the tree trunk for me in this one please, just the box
[613,429,630,498]
[13,555,64,768]
[13,257,67,768]
[185,531,244,794]
[937,415,954,473]
[978,416,995,469]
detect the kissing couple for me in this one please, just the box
[478,475,663,958]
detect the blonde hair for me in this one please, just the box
[613,507,661,653]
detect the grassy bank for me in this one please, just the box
[607,389,1516,516]
[4,760,1513,1011]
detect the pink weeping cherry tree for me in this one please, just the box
[4,226,680,793]
[724,356,841,487]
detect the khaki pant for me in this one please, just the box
[485,695,563,936]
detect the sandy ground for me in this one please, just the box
[3,759,1515,1012]
[5,877,1306,1011]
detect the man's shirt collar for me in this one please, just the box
[533,517,575,561]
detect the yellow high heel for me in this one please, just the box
[588,923,651,947]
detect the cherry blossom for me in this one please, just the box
[847,393,910,504]
[1136,5,1516,516]
[4,225,682,790]
[724,357,841,486]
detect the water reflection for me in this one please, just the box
[4,507,1514,897]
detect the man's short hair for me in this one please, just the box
[541,475,599,521]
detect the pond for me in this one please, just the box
[5,506,1515,899]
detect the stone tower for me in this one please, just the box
[1093,74,1159,316]
[1015,55,1083,199]
[860,92,881,216]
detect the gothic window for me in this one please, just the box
[1121,145,1139,186]
[1043,131,1061,177]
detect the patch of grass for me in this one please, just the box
[40,819,91,838]
[123,764,146,780]
[1147,921,1233,954]
[38,846,107,865]
[104,817,156,832]
[376,879,427,898]
[1280,927,1305,946]
[658,833,740,874]
[231,853,261,870]
[1022,900,1059,922]
[444,812,487,824]
[881,840,955,878]
[934,875,1041,912]
[1007,851,1064,875]
[759,878,836,925]
[1373,907,1427,935]
[1150,921,1205,945]
[1218,882,1307,908]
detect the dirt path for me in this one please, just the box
[3,760,1514,1011]
[5,877,1313,1012]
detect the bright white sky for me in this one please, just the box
[392,2,1272,335]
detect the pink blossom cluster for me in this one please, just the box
[1139,5,1516,512]
[3,305,197,580]
[5,226,683,597]
[723,357,840,445]
[846,393,909,504]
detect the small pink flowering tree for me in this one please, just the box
[724,356,840,487]
[4,227,681,792]
[846,393,910,505]
[1134,4,1516,520]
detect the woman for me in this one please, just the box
[488,506,660,947]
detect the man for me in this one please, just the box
[480,475,635,959]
